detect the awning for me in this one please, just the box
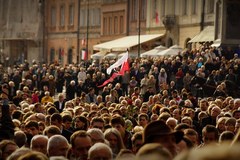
[93,34,164,52]
[211,39,221,47]
[189,26,214,43]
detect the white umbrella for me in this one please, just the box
[141,45,167,57]
[91,52,106,59]
[158,45,183,56]
[103,53,118,59]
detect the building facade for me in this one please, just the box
[146,0,215,48]
[2,0,239,65]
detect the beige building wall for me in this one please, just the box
[146,0,215,49]
[179,26,200,48]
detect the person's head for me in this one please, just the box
[87,128,105,144]
[219,131,235,143]
[88,143,113,160]
[184,128,199,147]
[6,147,31,160]
[225,117,236,133]
[202,125,219,145]
[110,115,126,138]
[176,136,194,153]
[104,128,125,155]
[138,113,149,128]
[13,131,27,148]
[17,151,48,160]
[172,108,181,121]
[43,125,61,138]
[199,99,209,111]
[181,116,193,127]
[30,135,48,155]
[62,114,73,130]
[210,106,221,118]
[166,117,178,130]
[136,143,172,160]
[216,117,227,133]
[24,120,39,136]
[70,130,92,160]
[174,143,240,160]
[131,131,143,154]
[47,135,69,157]
[0,140,19,160]
[234,98,240,110]
[140,105,149,114]
[73,115,89,130]
[143,120,183,157]
[233,110,240,120]
[50,113,62,129]
[90,117,105,132]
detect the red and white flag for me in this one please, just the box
[98,52,130,87]
[107,52,129,75]
[81,50,87,60]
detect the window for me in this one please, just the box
[192,0,197,14]
[103,17,108,35]
[208,0,214,13]
[182,0,188,15]
[161,0,165,17]
[109,17,112,34]
[50,48,55,63]
[69,4,74,25]
[80,9,86,26]
[51,7,56,26]
[96,8,101,26]
[141,0,146,20]
[60,5,65,26]
[131,0,138,21]
[114,16,118,34]
[89,9,93,26]
[120,16,124,33]
[152,0,157,18]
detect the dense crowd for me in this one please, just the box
[1,45,240,160]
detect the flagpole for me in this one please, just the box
[86,0,89,59]
[138,0,141,58]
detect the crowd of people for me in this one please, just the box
[1,44,240,160]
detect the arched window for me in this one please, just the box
[59,48,64,64]
[50,48,55,63]
[185,38,191,49]
[167,38,173,47]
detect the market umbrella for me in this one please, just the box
[141,45,167,57]
[158,45,183,56]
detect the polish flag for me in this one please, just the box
[107,52,129,75]
[81,50,87,60]
[156,10,160,24]
[98,52,130,87]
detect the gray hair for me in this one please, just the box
[88,142,113,160]
[7,148,31,160]
[30,135,48,149]
[47,135,69,153]
[87,128,105,143]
